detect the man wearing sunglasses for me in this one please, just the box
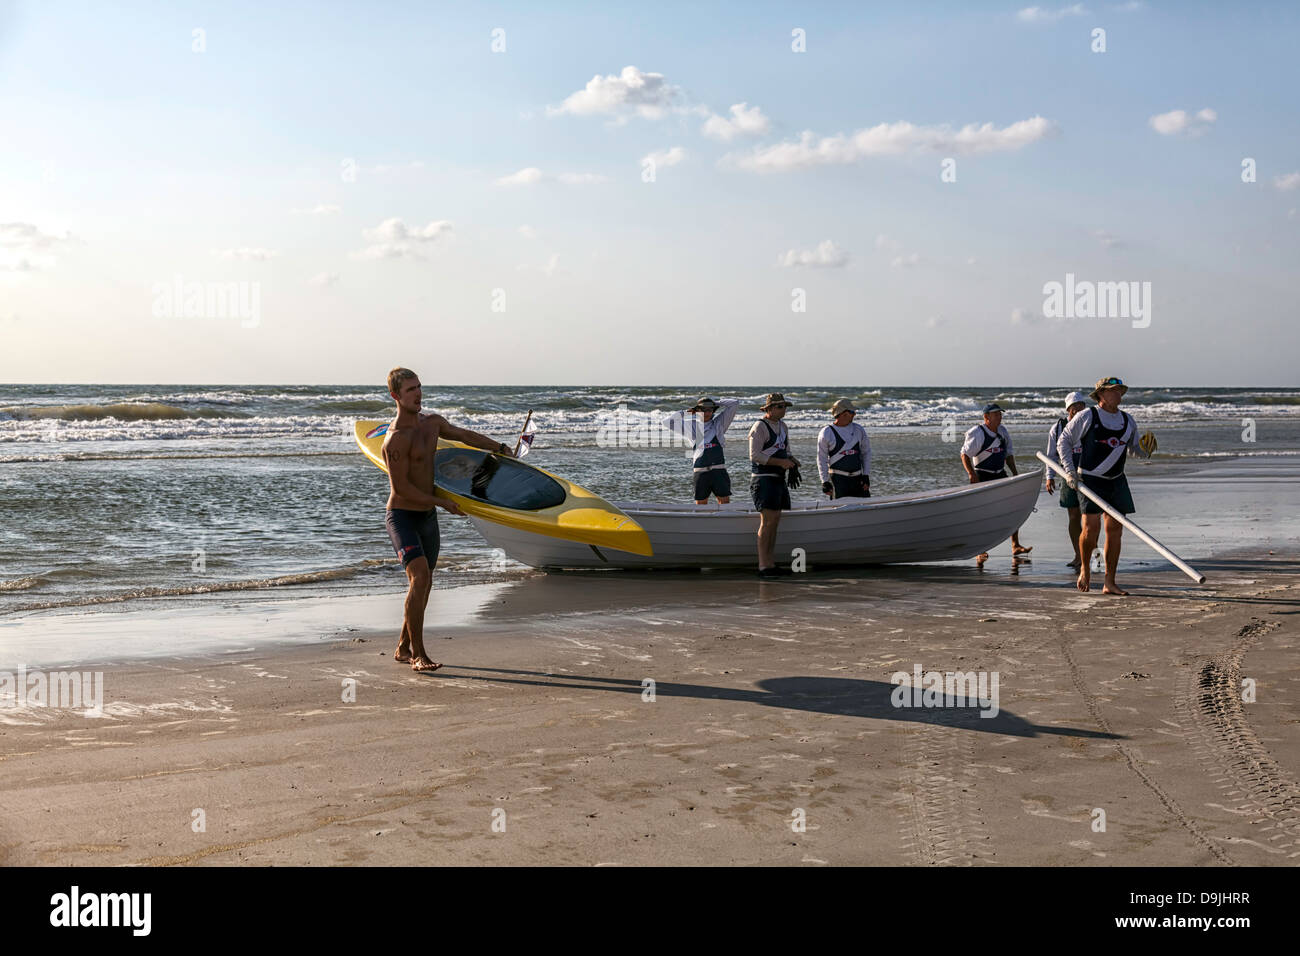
[1056,376,1143,595]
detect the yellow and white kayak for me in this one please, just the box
[353,420,653,557]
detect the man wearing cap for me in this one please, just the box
[961,402,1031,562]
[817,399,871,499]
[663,397,741,504]
[1045,392,1089,569]
[1056,376,1145,595]
[749,393,800,576]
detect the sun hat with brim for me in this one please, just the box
[1089,376,1128,402]
[761,392,792,410]
[1065,391,1089,409]
[829,398,857,416]
[689,397,720,412]
[982,403,1004,415]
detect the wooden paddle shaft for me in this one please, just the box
[1036,452,1206,584]
[513,409,533,456]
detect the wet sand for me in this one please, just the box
[2,552,1298,866]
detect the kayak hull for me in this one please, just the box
[354,420,652,556]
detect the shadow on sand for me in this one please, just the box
[429,667,1121,741]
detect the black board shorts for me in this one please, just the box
[750,475,791,511]
[1080,473,1135,516]
[693,468,732,501]
[830,474,870,499]
[386,508,440,568]
[1058,483,1080,509]
[975,469,1008,482]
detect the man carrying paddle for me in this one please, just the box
[1056,376,1140,595]
[1045,391,1089,569]
[961,403,1031,564]
[382,367,515,671]
[749,392,800,576]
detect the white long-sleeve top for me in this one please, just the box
[816,423,871,482]
[1056,405,1138,480]
[661,399,741,468]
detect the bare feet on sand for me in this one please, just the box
[410,655,442,673]
[1077,565,1090,592]
[1102,579,1130,596]
[1012,544,1033,556]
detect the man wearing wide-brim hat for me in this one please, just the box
[1045,391,1090,568]
[1056,376,1146,595]
[662,395,741,504]
[817,398,872,500]
[748,392,801,576]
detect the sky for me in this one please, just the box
[2,0,1298,386]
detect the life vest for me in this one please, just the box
[1049,417,1081,469]
[826,425,864,475]
[1080,407,1134,479]
[752,419,791,477]
[971,425,1008,473]
[692,419,727,471]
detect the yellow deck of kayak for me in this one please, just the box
[354,420,653,557]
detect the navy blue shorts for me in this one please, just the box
[385,508,440,568]
[830,474,870,499]
[693,469,732,501]
[750,475,791,511]
[1080,473,1135,516]
[975,469,1008,482]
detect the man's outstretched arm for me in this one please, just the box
[433,415,515,456]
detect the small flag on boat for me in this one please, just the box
[517,427,536,457]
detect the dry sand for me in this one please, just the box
[1,554,1298,866]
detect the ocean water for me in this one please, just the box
[2,384,1298,616]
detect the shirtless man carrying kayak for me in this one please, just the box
[382,367,515,672]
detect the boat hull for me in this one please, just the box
[468,470,1043,569]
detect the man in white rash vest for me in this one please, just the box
[748,392,800,577]
[1056,375,1146,595]
[663,396,741,504]
[960,402,1032,565]
[1045,391,1089,569]
[817,398,871,499]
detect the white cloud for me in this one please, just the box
[497,167,606,186]
[701,103,771,142]
[727,116,1055,171]
[497,167,545,186]
[308,271,339,287]
[517,253,561,277]
[293,204,341,215]
[778,239,848,268]
[642,147,687,168]
[1093,229,1122,249]
[967,257,979,266]
[0,222,75,271]
[1273,171,1300,191]
[213,248,279,261]
[518,225,538,239]
[890,253,921,270]
[352,218,453,260]
[1017,4,1088,23]
[547,66,684,121]
[1011,306,1041,324]
[555,172,608,185]
[1149,108,1217,136]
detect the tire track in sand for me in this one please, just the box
[1174,617,1300,859]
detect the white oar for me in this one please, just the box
[1035,452,1206,584]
